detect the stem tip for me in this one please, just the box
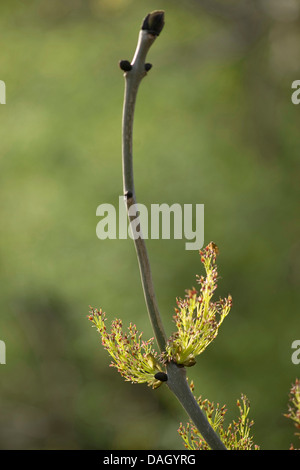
[141,10,165,36]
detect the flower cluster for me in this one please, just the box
[164,242,232,366]
[284,378,300,450]
[88,242,231,390]
[88,307,165,389]
[178,382,259,450]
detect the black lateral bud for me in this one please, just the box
[124,190,133,199]
[145,63,152,72]
[119,60,132,72]
[141,10,165,36]
[154,372,168,382]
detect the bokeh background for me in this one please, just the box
[0,0,299,450]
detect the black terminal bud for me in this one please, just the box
[119,60,132,72]
[141,10,165,36]
[145,63,152,72]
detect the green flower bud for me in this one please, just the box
[182,356,196,367]
[145,353,158,369]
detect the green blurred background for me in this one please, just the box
[0,0,299,450]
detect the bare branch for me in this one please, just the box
[121,11,167,353]
[120,11,227,450]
